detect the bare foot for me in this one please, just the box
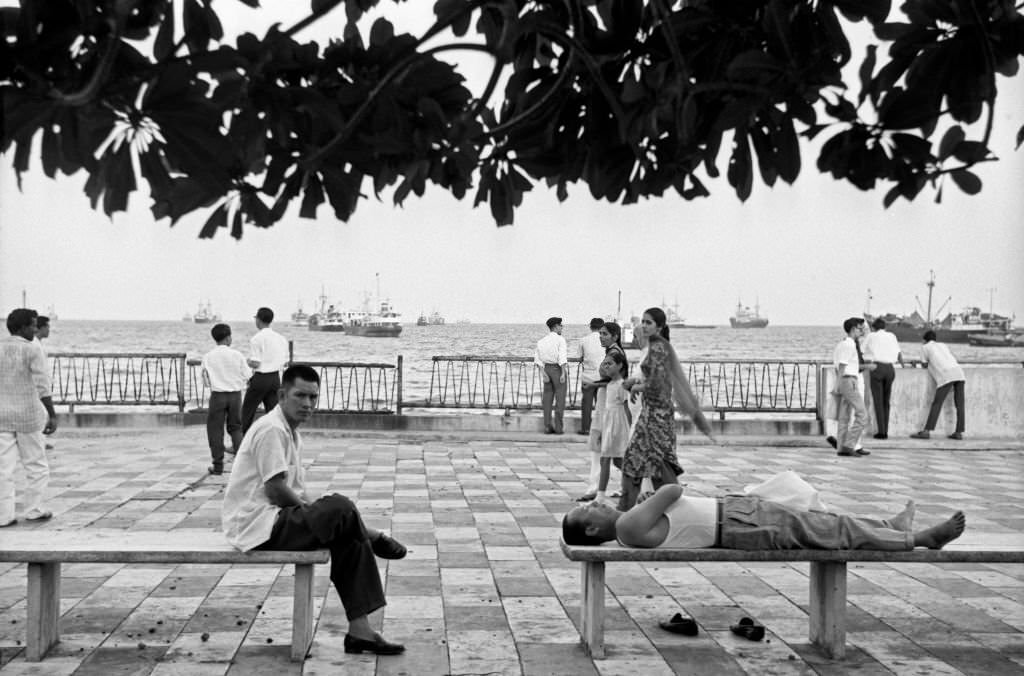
[914,511,966,549]
[889,500,916,531]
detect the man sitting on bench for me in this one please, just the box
[222,365,407,655]
[562,482,965,551]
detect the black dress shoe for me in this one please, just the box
[855,448,871,455]
[371,533,407,560]
[826,436,837,449]
[208,465,223,475]
[872,433,887,440]
[344,632,405,655]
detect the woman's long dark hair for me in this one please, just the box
[645,307,670,340]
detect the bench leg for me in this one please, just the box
[291,563,315,661]
[809,561,846,659]
[579,561,605,659]
[26,562,61,662]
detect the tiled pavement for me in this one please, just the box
[1,428,1023,675]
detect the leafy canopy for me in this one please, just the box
[2,0,1022,238]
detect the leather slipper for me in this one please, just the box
[371,532,407,560]
[730,616,765,641]
[658,612,699,636]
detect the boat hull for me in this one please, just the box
[730,318,769,328]
[967,333,1024,347]
[308,324,346,332]
[888,325,974,343]
[346,325,402,337]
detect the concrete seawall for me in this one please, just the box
[52,365,1022,439]
[821,365,1024,439]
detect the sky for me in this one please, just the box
[2,3,1023,326]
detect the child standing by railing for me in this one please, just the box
[596,352,632,502]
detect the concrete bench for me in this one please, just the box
[559,540,1024,659]
[0,530,330,662]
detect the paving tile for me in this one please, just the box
[0,429,1020,675]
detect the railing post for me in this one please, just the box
[396,355,403,415]
[177,354,186,413]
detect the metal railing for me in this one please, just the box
[421,356,821,415]
[50,351,1018,418]
[49,353,188,411]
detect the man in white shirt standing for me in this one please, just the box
[222,365,406,655]
[242,307,290,434]
[832,317,871,457]
[1,309,57,526]
[201,323,252,475]
[911,330,966,440]
[534,316,568,434]
[577,317,605,435]
[861,317,904,440]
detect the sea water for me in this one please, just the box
[39,320,1024,404]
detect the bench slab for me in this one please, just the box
[1,530,330,662]
[0,530,330,564]
[560,539,1024,660]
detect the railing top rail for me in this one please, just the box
[430,355,828,365]
[51,352,188,358]
[293,360,396,368]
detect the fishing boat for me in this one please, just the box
[664,299,687,329]
[416,312,429,326]
[865,273,1013,343]
[192,301,221,324]
[730,299,769,328]
[428,310,445,325]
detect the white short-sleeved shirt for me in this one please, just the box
[922,341,965,387]
[221,406,306,551]
[657,496,717,548]
[862,330,901,363]
[534,332,567,368]
[832,336,859,377]
[578,332,604,383]
[250,328,290,374]
[202,344,251,392]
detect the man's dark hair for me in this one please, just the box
[871,317,886,331]
[210,323,231,343]
[589,317,604,330]
[923,330,937,342]
[546,316,562,330]
[282,364,320,387]
[36,315,49,329]
[256,307,274,324]
[562,514,608,546]
[6,308,36,335]
[842,317,863,334]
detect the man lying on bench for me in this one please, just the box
[561,482,965,551]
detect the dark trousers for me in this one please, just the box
[579,382,599,433]
[242,371,281,434]
[541,364,567,433]
[925,380,965,433]
[868,363,895,436]
[207,391,242,467]
[257,494,385,621]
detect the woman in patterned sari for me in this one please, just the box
[618,308,714,511]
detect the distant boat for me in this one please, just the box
[192,301,221,324]
[415,310,444,326]
[454,318,471,325]
[663,300,687,329]
[307,289,348,332]
[346,298,403,337]
[865,272,1013,343]
[730,299,768,328]
[605,290,636,346]
[967,332,1024,347]
[291,301,310,327]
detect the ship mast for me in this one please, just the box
[925,270,935,324]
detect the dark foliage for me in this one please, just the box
[2,0,1021,237]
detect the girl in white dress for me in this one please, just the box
[596,352,632,502]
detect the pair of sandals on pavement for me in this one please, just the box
[659,612,765,641]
